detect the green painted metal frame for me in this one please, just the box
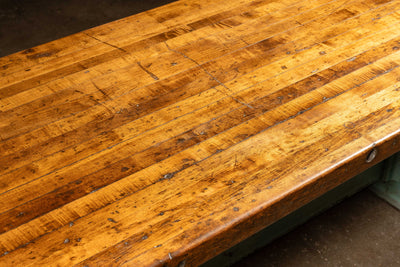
[370,153,400,210]
[203,159,388,267]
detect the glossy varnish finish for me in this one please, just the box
[1,0,400,265]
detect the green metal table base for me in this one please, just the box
[370,153,400,210]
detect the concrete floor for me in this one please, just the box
[1,1,400,266]
[233,190,400,267]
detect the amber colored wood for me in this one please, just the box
[1,0,400,266]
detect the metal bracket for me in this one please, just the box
[370,153,400,210]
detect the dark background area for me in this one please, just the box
[1,1,400,266]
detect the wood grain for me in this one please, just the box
[1,0,400,266]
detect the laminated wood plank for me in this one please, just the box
[1,0,400,266]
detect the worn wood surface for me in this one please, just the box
[1,0,400,265]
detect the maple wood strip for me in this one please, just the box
[0,33,98,74]
[0,42,199,106]
[202,0,399,84]
[240,0,388,45]
[89,0,248,39]
[119,0,324,57]
[219,16,400,99]
[229,20,400,102]
[102,0,303,49]
[174,0,364,64]
[145,0,304,49]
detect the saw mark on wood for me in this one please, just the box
[83,33,128,54]
[137,62,160,81]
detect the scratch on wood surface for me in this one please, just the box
[83,32,128,53]
[91,81,112,101]
[137,62,160,81]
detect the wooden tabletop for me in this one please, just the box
[1,0,400,266]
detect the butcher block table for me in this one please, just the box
[2,0,400,266]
